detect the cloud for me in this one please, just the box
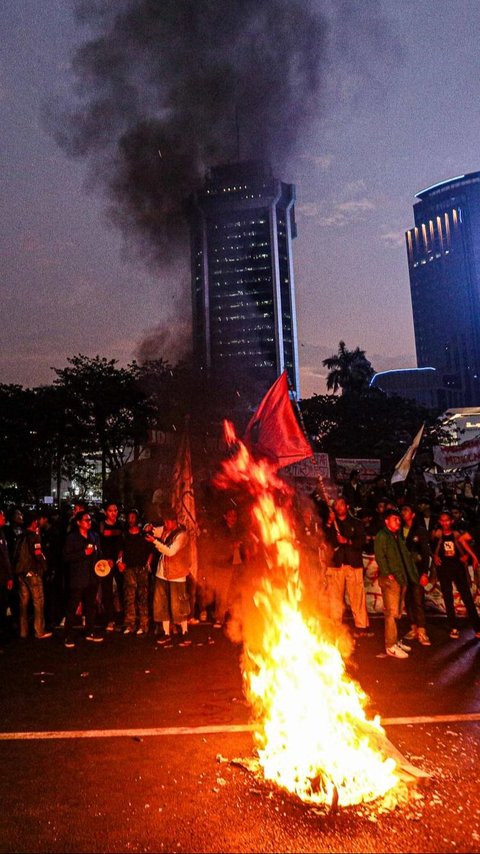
[380,229,406,249]
[296,177,376,227]
[296,202,320,219]
[315,196,376,227]
[301,152,334,171]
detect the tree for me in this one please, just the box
[300,387,444,473]
[322,341,375,395]
[52,355,152,498]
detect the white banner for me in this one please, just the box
[335,458,381,482]
[433,436,480,470]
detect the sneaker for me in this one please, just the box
[213,621,223,629]
[36,632,53,640]
[135,628,145,636]
[449,628,460,639]
[86,633,104,643]
[397,639,412,652]
[353,628,374,638]
[386,643,409,659]
[106,622,116,632]
[123,627,134,635]
[417,629,431,646]
[64,638,75,649]
[404,626,418,641]
[157,635,172,646]
[179,634,192,647]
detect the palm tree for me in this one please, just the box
[322,341,375,394]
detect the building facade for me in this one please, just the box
[406,172,480,408]
[188,161,300,396]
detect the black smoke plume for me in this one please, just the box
[51,0,327,266]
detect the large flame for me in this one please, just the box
[215,422,400,808]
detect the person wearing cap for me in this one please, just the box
[13,511,52,640]
[374,509,420,658]
[63,510,103,647]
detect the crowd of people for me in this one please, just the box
[1,469,480,658]
[0,500,255,650]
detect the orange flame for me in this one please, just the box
[215,422,400,807]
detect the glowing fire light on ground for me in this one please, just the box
[215,422,402,808]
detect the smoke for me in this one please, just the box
[47,1,400,365]
[50,0,327,267]
[135,319,192,365]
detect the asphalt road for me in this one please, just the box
[1,616,479,854]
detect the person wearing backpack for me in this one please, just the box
[14,511,52,640]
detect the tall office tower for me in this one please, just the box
[188,160,300,397]
[406,171,480,408]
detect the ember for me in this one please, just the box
[215,422,401,808]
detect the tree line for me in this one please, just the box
[0,343,444,506]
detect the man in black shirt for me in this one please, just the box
[325,498,373,639]
[98,503,124,631]
[118,510,153,635]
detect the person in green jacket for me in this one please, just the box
[374,509,419,659]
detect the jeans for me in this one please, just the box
[378,576,406,648]
[19,574,46,638]
[437,562,480,631]
[404,580,426,629]
[124,566,150,631]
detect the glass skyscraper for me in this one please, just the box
[406,171,480,407]
[188,161,300,397]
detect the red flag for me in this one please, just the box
[243,371,312,467]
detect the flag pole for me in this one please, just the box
[285,373,335,507]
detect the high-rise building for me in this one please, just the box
[188,160,300,397]
[406,171,480,408]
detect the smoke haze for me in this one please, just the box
[52,0,327,267]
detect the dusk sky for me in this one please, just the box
[2,0,480,398]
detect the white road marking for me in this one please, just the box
[0,714,479,741]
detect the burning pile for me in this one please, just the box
[215,422,401,808]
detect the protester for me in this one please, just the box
[148,508,192,646]
[400,503,432,646]
[431,510,480,640]
[118,509,153,635]
[98,502,124,631]
[295,503,325,609]
[63,510,104,647]
[374,509,419,659]
[342,469,364,514]
[325,497,373,639]
[210,508,245,629]
[0,509,13,641]
[14,511,52,640]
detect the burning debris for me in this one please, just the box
[214,421,429,810]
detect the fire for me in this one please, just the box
[215,422,400,807]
